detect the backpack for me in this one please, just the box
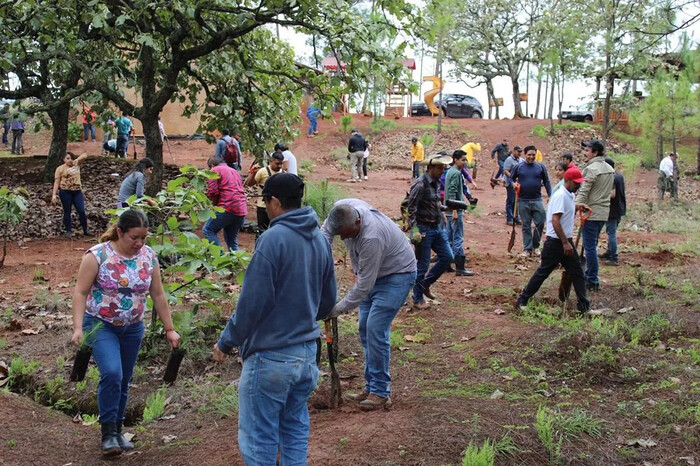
[222,138,239,165]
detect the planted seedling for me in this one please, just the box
[70,321,103,382]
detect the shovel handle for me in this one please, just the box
[324,320,333,344]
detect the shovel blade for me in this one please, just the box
[507,229,516,253]
[329,372,342,409]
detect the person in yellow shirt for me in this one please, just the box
[411,137,425,179]
[536,149,544,162]
[460,142,481,179]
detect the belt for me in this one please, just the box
[546,236,573,242]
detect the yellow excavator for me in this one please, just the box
[423,76,444,116]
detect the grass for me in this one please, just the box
[142,386,168,423]
[535,406,563,464]
[303,179,346,221]
[612,130,697,170]
[209,385,239,418]
[390,330,405,348]
[461,439,495,466]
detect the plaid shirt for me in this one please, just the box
[207,165,248,216]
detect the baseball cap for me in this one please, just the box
[262,173,305,199]
[513,145,523,151]
[581,139,604,154]
[274,142,288,151]
[564,167,585,184]
[411,137,418,143]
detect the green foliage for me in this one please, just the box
[461,439,495,466]
[390,330,406,348]
[86,366,100,385]
[535,406,563,464]
[0,186,28,268]
[580,344,617,370]
[7,357,40,391]
[420,133,435,147]
[142,387,168,423]
[302,179,346,222]
[340,115,353,133]
[209,385,239,418]
[80,321,104,350]
[463,352,478,370]
[67,122,83,143]
[369,118,395,134]
[531,125,548,138]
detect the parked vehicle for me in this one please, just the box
[411,94,484,118]
[560,102,595,122]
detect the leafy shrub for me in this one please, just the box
[461,439,495,466]
[143,387,168,423]
[67,122,83,142]
[535,406,563,464]
[340,115,353,132]
[0,187,28,268]
[303,179,345,221]
[580,344,617,370]
[531,125,548,138]
[420,133,435,147]
[369,118,395,134]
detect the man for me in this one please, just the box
[321,199,416,411]
[10,115,24,155]
[102,138,118,155]
[306,102,320,138]
[1,103,10,147]
[490,138,509,188]
[407,154,454,309]
[82,106,97,142]
[213,173,337,465]
[244,152,284,231]
[658,152,677,200]
[101,118,115,155]
[348,129,367,183]
[601,157,626,266]
[510,145,552,256]
[275,142,298,175]
[561,152,577,170]
[460,142,482,179]
[203,157,248,252]
[576,139,615,291]
[114,112,133,158]
[215,129,240,170]
[444,150,474,276]
[410,136,424,179]
[503,146,523,226]
[516,167,590,314]
[232,132,243,170]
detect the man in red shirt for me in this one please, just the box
[203,157,248,251]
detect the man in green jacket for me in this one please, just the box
[445,150,474,276]
[576,139,615,291]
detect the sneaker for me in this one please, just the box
[456,269,475,276]
[346,179,357,183]
[347,390,370,402]
[364,176,368,180]
[604,259,619,266]
[519,251,531,258]
[412,301,430,311]
[533,249,541,257]
[359,394,392,411]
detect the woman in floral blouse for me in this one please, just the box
[71,209,180,457]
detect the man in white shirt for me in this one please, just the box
[275,142,298,175]
[516,167,590,314]
[658,152,677,200]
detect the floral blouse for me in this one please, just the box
[86,242,157,326]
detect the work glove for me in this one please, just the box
[325,305,351,320]
[410,227,422,244]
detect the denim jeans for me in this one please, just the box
[445,211,464,257]
[505,185,520,223]
[202,211,245,252]
[359,272,415,397]
[412,224,454,303]
[116,133,130,158]
[11,129,22,154]
[307,117,317,136]
[494,159,504,180]
[412,161,421,179]
[83,123,96,141]
[582,220,605,284]
[2,121,8,145]
[83,313,144,424]
[58,189,88,234]
[518,198,546,252]
[238,341,318,466]
[606,218,620,262]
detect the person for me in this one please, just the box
[576,139,615,291]
[1,103,10,147]
[658,152,677,200]
[551,162,569,194]
[212,173,337,465]
[561,152,577,170]
[460,142,482,179]
[203,157,247,252]
[10,114,24,155]
[321,199,416,410]
[117,157,156,208]
[306,102,320,137]
[490,138,509,187]
[510,145,552,256]
[362,139,370,180]
[410,136,424,179]
[601,157,626,266]
[70,209,180,457]
[215,128,240,170]
[103,138,117,155]
[101,118,115,155]
[82,106,97,142]
[52,152,90,237]
[444,150,474,276]
[516,167,590,314]
[503,146,523,226]
[407,154,454,310]
[114,112,133,158]
[232,132,243,170]
[275,142,298,175]
[244,151,284,232]
[348,129,367,183]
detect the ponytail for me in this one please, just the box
[100,209,149,243]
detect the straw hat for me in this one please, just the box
[420,154,453,166]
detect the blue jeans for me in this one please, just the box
[238,341,318,466]
[505,185,520,223]
[83,313,144,424]
[2,121,8,144]
[583,220,605,284]
[445,211,464,257]
[518,199,546,252]
[606,218,620,262]
[307,116,317,136]
[412,161,421,179]
[116,133,130,158]
[494,159,504,179]
[83,123,96,141]
[359,272,415,398]
[412,224,454,303]
[58,189,88,234]
[202,211,245,251]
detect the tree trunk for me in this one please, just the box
[534,73,542,119]
[548,72,556,134]
[42,102,71,183]
[436,58,443,135]
[602,74,615,144]
[542,75,549,120]
[657,133,663,163]
[142,114,164,196]
[557,72,565,125]
[486,79,498,120]
[511,72,524,118]
[696,136,700,174]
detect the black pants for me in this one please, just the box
[256,206,270,231]
[519,237,589,311]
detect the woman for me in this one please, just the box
[71,209,180,457]
[551,161,569,194]
[362,140,370,180]
[117,157,156,207]
[52,152,89,237]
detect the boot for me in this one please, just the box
[101,422,122,457]
[446,261,455,273]
[455,256,474,276]
[116,421,134,451]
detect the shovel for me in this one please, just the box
[558,209,591,302]
[324,319,342,409]
[507,186,520,252]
